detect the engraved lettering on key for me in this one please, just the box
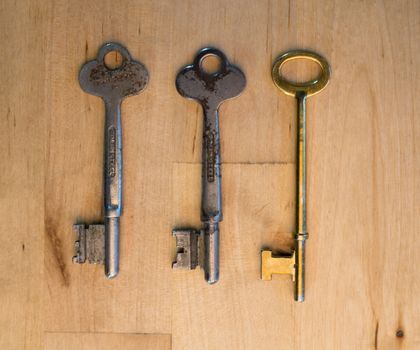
[172,48,246,284]
[108,126,116,178]
[74,42,148,279]
[261,50,330,301]
[205,128,216,182]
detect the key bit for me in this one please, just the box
[262,50,330,302]
[172,47,246,284]
[172,229,202,270]
[261,250,295,281]
[74,42,148,279]
[73,224,105,264]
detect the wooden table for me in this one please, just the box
[1,1,419,349]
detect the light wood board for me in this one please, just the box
[1,0,419,349]
[44,333,171,350]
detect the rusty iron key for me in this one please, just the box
[172,47,246,283]
[261,50,330,301]
[73,42,148,278]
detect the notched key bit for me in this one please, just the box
[261,250,295,281]
[172,47,246,284]
[172,229,203,270]
[73,224,105,264]
[74,42,148,279]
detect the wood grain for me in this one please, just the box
[0,1,48,349]
[44,332,171,350]
[1,0,419,349]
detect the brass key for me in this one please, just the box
[261,50,330,302]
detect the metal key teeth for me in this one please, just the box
[72,224,105,265]
[73,240,84,264]
[172,229,202,270]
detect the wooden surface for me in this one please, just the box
[44,333,171,350]
[1,0,419,349]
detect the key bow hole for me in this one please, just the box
[200,54,223,75]
[104,50,124,70]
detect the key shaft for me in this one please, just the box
[104,98,122,278]
[295,92,307,301]
[202,105,222,283]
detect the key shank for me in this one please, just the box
[201,105,222,284]
[103,97,122,278]
[172,105,222,284]
[294,92,308,301]
[261,94,307,302]
[73,98,122,279]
